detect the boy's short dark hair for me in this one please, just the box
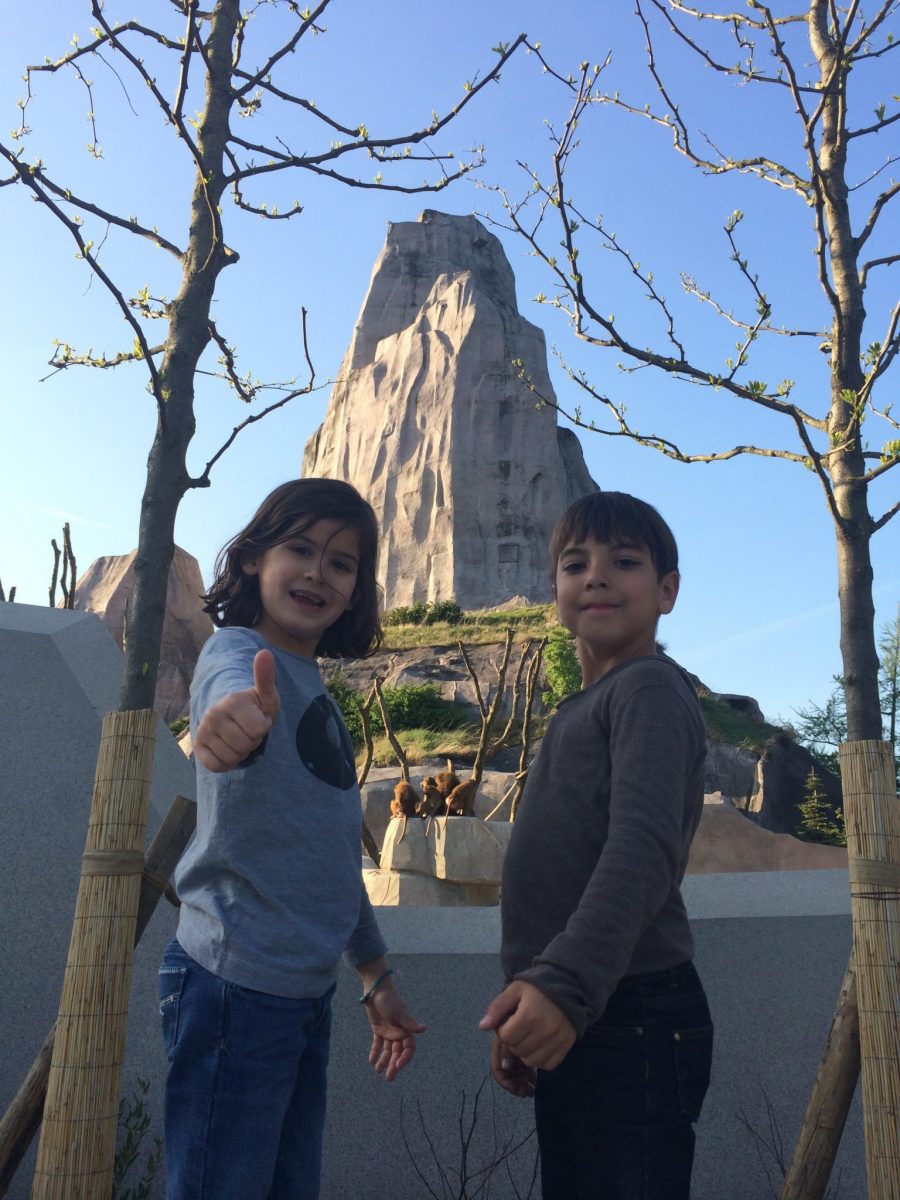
[202,478,383,659]
[549,491,679,581]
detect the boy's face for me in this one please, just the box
[554,535,678,683]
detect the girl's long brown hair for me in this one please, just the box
[202,478,383,659]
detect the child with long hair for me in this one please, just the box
[159,478,424,1200]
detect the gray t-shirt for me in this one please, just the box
[176,626,386,998]
[501,654,706,1037]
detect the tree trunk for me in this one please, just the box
[118,0,241,711]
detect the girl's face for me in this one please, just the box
[242,517,361,656]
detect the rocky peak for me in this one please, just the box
[302,210,597,610]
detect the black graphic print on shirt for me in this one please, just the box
[295,695,357,790]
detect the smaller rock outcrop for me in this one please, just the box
[67,546,213,721]
[704,740,757,803]
[747,734,843,836]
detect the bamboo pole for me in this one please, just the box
[30,710,157,1200]
[780,961,860,1200]
[0,794,196,1197]
[839,739,900,1200]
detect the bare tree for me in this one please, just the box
[49,524,77,610]
[492,3,898,744]
[0,1,525,711]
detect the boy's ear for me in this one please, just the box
[657,570,679,615]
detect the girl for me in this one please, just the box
[159,478,424,1200]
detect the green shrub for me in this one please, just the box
[326,675,468,747]
[326,671,365,745]
[542,626,581,708]
[378,682,466,730]
[112,1078,163,1200]
[383,600,463,627]
[423,599,463,625]
[383,602,429,627]
[168,715,190,738]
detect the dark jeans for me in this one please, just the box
[535,960,713,1200]
[159,938,333,1200]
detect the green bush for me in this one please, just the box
[326,675,468,748]
[326,671,365,745]
[541,626,581,708]
[379,682,466,730]
[383,602,429,627]
[383,600,462,627]
[424,599,463,625]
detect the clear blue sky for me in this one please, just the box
[2,2,897,725]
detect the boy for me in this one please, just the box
[480,491,713,1200]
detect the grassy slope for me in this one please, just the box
[362,605,783,767]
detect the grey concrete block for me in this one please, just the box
[0,605,194,1200]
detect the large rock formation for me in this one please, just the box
[67,546,213,721]
[302,210,597,610]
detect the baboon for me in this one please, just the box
[417,776,445,819]
[445,777,478,817]
[390,780,420,819]
[434,767,460,799]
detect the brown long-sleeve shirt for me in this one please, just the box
[500,654,706,1038]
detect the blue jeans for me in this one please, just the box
[159,938,333,1200]
[534,960,713,1200]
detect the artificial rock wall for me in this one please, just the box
[302,210,597,610]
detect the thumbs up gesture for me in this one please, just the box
[193,650,281,773]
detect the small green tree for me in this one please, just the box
[792,606,900,782]
[797,769,846,847]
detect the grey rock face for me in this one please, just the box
[67,545,213,721]
[302,210,598,610]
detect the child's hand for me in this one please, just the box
[363,979,427,1082]
[488,1032,536,1098]
[193,650,281,772]
[479,980,575,1072]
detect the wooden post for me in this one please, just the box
[30,709,156,1200]
[780,961,860,1200]
[0,794,195,1197]
[839,739,900,1200]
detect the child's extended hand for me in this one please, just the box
[193,650,281,772]
[479,980,575,1076]
[361,974,426,1082]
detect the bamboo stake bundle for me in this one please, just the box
[0,795,195,1198]
[839,739,900,1200]
[30,709,157,1200]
